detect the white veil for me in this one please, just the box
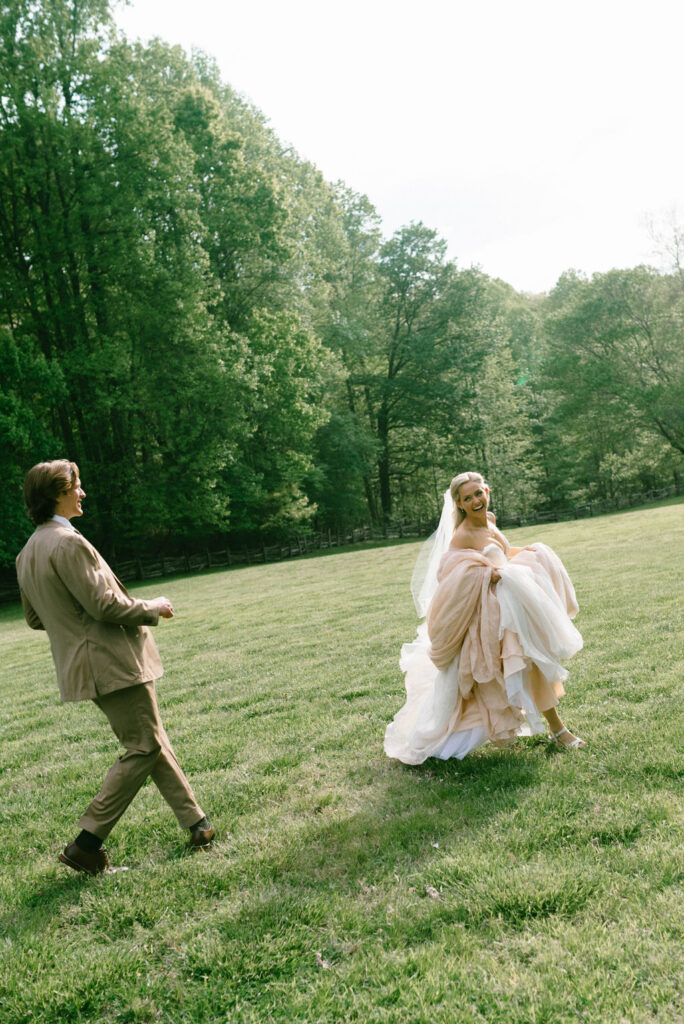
[410,489,456,618]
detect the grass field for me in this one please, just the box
[1,501,683,1024]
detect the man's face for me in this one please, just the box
[54,477,86,520]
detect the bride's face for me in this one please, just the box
[456,481,489,520]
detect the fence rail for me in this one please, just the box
[109,522,432,583]
[1,483,681,604]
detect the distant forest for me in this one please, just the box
[2,0,682,567]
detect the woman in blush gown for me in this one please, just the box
[384,472,586,764]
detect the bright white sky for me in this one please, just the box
[114,0,684,294]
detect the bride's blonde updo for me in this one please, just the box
[450,471,488,526]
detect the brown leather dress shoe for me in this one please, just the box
[59,841,110,876]
[189,824,215,850]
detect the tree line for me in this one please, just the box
[1,0,682,569]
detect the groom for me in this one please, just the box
[16,459,214,875]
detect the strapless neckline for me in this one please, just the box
[483,541,508,567]
[483,539,508,554]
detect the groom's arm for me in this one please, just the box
[19,588,45,630]
[52,534,162,627]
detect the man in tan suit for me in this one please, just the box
[16,459,214,875]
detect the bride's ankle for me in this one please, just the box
[550,725,586,749]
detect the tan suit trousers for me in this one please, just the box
[77,681,204,839]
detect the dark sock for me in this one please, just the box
[76,829,103,853]
[190,816,211,832]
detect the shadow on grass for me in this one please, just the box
[3,744,543,936]
[151,749,601,994]
[223,745,548,892]
[4,729,607,960]
[2,869,98,935]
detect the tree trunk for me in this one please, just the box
[377,399,391,520]
[363,474,378,523]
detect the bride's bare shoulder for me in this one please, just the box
[449,525,478,551]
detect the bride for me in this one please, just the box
[384,472,586,764]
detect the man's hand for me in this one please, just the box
[155,597,174,618]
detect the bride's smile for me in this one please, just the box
[456,481,489,519]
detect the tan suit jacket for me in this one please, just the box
[16,520,163,702]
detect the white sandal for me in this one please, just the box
[551,727,586,749]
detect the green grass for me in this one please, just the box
[1,502,683,1023]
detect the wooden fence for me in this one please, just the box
[1,482,681,603]
[108,522,432,583]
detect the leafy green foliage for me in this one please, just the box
[0,2,339,559]
[1,1,682,568]
[540,268,684,505]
